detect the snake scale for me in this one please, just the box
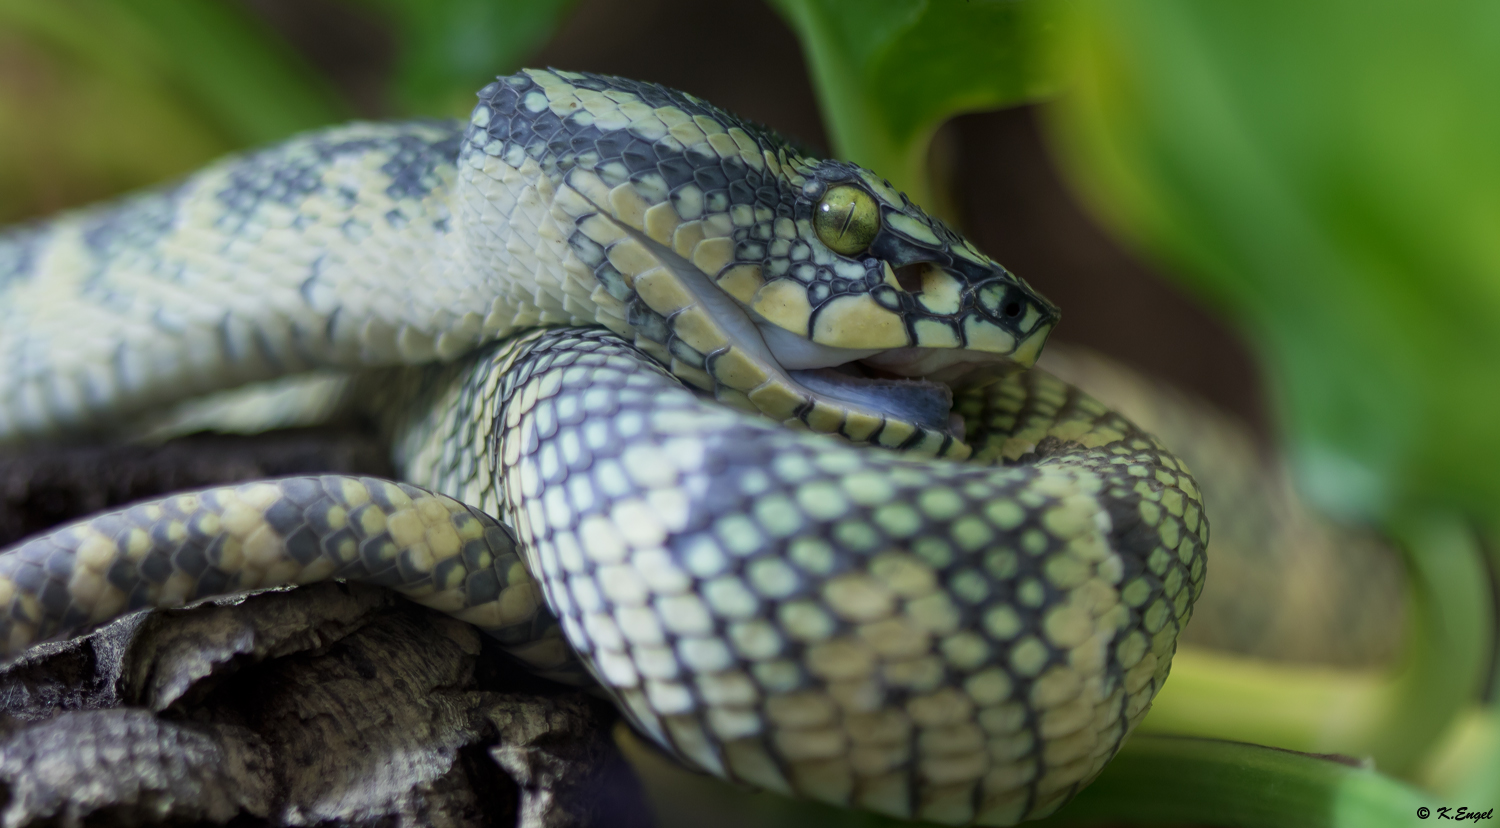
[0,70,1206,825]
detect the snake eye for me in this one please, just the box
[813,185,880,256]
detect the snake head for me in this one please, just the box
[750,160,1059,378]
[468,69,1061,457]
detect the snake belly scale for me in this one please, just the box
[0,69,1207,824]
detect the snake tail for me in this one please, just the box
[0,472,575,679]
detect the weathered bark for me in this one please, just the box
[0,432,652,828]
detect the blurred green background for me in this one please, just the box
[2,0,1497,824]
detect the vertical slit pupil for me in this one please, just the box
[836,203,857,240]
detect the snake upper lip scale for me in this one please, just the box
[0,69,1205,825]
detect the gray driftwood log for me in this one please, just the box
[0,430,652,828]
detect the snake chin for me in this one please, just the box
[789,350,1017,438]
[789,366,955,435]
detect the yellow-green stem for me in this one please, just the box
[1140,513,1491,776]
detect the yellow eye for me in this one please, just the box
[813,185,879,256]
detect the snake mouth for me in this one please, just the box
[749,290,1027,439]
[789,365,956,436]
[754,310,1022,436]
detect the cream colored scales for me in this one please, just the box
[0,70,1206,824]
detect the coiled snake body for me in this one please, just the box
[0,70,1206,825]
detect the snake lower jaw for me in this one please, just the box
[789,366,955,437]
[792,349,1021,437]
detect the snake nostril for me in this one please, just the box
[893,263,926,293]
[1003,301,1022,318]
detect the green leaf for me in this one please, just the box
[1042,0,1500,520]
[0,0,343,222]
[768,0,1051,215]
[110,0,347,144]
[351,0,581,117]
[1037,735,1429,828]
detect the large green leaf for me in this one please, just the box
[0,0,343,222]
[351,0,580,117]
[110,0,347,143]
[767,0,1051,215]
[1042,0,1500,520]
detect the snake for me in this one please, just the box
[0,69,1207,825]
